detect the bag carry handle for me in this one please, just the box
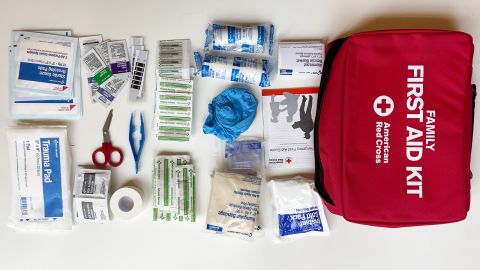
[313,38,346,206]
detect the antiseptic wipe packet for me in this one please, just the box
[7,126,72,231]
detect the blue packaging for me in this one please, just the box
[194,52,271,87]
[205,23,275,56]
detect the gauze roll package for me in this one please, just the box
[7,126,72,231]
[194,52,272,87]
[206,171,261,239]
[204,23,275,57]
[268,177,329,240]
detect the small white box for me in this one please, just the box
[278,42,325,77]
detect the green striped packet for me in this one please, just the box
[158,126,191,132]
[175,165,195,222]
[157,106,192,117]
[157,77,193,93]
[157,135,190,142]
[157,131,190,141]
[152,155,191,221]
[158,92,193,107]
[156,119,191,128]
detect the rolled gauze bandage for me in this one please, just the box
[203,87,258,143]
[194,52,271,87]
[109,186,143,220]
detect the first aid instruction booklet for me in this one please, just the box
[7,127,72,231]
[262,87,318,169]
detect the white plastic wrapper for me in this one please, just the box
[267,177,329,241]
[218,137,264,172]
[204,23,275,57]
[7,126,72,231]
[194,52,271,87]
[206,171,262,239]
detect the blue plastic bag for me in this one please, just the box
[203,87,258,142]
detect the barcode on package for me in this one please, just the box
[20,197,28,216]
[84,52,103,71]
[110,43,127,58]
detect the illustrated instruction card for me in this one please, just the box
[262,87,319,169]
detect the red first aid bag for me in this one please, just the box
[314,29,475,227]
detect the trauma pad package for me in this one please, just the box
[7,126,72,231]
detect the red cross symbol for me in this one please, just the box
[286,158,292,164]
[377,98,391,113]
[373,95,394,117]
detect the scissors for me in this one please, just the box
[92,109,124,167]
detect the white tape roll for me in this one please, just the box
[109,186,143,220]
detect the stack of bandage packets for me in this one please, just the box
[152,155,196,222]
[153,39,194,141]
[80,37,131,106]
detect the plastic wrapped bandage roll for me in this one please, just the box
[204,23,275,56]
[194,52,271,87]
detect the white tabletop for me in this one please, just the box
[1,0,479,269]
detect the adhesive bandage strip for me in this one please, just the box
[152,155,192,221]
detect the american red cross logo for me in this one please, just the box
[373,95,394,117]
[286,158,292,164]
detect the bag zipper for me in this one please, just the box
[313,38,346,206]
[471,84,476,179]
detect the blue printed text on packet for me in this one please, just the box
[40,137,63,218]
[207,224,223,232]
[18,62,68,86]
[278,209,323,236]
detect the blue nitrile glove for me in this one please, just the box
[203,87,258,143]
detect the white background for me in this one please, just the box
[1,0,480,269]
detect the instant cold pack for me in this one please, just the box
[203,87,258,142]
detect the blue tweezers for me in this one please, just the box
[129,112,145,174]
